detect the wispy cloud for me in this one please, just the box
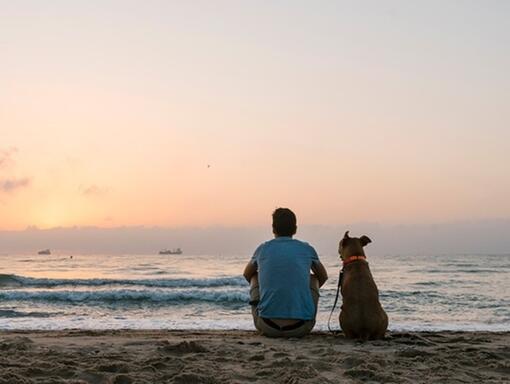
[0,147,18,168]
[0,177,31,193]
[0,148,31,195]
[80,184,108,196]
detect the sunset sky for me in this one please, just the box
[1,1,509,231]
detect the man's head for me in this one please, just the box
[272,208,297,237]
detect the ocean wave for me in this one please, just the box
[0,309,53,318]
[0,274,246,289]
[412,281,442,287]
[410,268,505,274]
[380,290,442,299]
[0,288,250,304]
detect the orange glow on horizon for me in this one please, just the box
[1,2,509,231]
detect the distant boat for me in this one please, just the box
[38,249,51,255]
[159,248,182,255]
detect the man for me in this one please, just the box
[243,208,328,337]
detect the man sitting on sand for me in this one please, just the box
[243,208,328,337]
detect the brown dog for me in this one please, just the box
[338,231,388,340]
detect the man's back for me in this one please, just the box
[244,207,328,337]
[251,237,319,320]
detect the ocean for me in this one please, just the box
[0,251,508,332]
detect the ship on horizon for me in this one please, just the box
[158,248,182,255]
[37,249,51,255]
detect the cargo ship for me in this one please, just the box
[158,248,182,255]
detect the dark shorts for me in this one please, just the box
[249,278,319,338]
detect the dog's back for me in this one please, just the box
[340,261,388,340]
[338,231,388,340]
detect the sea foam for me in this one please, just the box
[0,288,250,304]
[0,274,246,289]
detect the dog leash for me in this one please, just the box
[327,268,344,334]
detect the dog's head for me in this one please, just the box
[338,231,372,261]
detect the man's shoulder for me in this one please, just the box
[257,239,273,248]
[256,238,317,254]
[291,238,315,250]
[254,240,272,254]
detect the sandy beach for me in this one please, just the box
[0,330,508,383]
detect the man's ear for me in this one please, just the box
[360,235,372,247]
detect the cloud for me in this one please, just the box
[0,177,31,193]
[0,147,18,168]
[0,149,30,195]
[80,184,108,196]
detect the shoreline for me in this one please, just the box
[2,328,510,335]
[1,330,508,383]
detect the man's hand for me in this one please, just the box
[311,261,328,287]
[243,261,257,283]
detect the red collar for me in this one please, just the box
[342,255,367,266]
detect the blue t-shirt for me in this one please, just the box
[251,237,320,320]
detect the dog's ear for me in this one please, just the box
[339,231,350,252]
[340,231,350,246]
[360,235,372,247]
[339,231,350,256]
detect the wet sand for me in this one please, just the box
[0,330,508,383]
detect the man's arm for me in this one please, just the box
[243,261,257,283]
[311,261,328,287]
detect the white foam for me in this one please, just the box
[0,288,250,304]
[0,274,247,288]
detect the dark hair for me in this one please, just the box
[272,208,297,237]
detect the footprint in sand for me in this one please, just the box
[158,341,208,354]
[75,371,111,384]
[341,356,364,369]
[96,363,130,373]
[397,347,433,358]
[172,372,220,384]
[248,353,265,361]
[344,365,393,383]
[113,374,133,384]
[0,336,34,351]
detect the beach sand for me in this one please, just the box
[0,330,508,383]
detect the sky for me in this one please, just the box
[1,1,510,233]
[2,221,510,256]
